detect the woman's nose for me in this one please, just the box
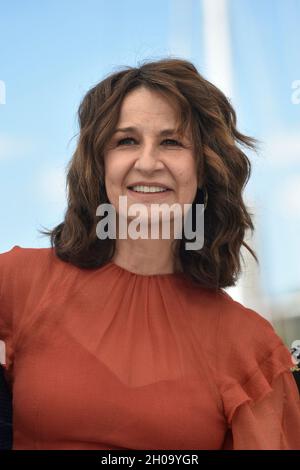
[133,145,164,172]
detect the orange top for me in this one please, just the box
[0,245,300,450]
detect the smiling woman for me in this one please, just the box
[1,58,300,450]
[101,85,199,268]
[39,58,258,286]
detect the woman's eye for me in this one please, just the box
[117,137,135,145]
[117,137,182,146]
[163,139,181,146]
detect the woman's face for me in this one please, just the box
[103,86,198,229]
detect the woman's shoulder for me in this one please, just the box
[0,244,54,265]
[188,285,277,344]
[0,244,64,297]
[216,289,282,349]
[215,289,293,394]
[190,286,287,367]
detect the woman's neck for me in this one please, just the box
[112,237,180,275]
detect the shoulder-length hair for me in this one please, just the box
[40,57,258,290]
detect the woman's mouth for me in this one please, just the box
[127,185,172,200]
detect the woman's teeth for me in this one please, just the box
[130,186,169,193]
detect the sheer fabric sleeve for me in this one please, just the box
[222,344,300,449]
[217,292,300,450]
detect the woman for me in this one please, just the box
[0,58,299,450]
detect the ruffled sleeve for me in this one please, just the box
[217,292,300,450]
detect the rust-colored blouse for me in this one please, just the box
[0,245,300,450]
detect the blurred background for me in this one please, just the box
[0,0,299,348]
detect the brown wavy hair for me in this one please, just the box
[39,57,259,290]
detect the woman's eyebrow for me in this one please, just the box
[113,126,179,136]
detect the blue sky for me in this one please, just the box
[0,0,299,297]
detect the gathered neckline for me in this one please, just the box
[108,261,184,279]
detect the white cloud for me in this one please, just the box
[0,133,35,160]
[279,175,300,218]
[36,165,67,205]
[262,130,300,166]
